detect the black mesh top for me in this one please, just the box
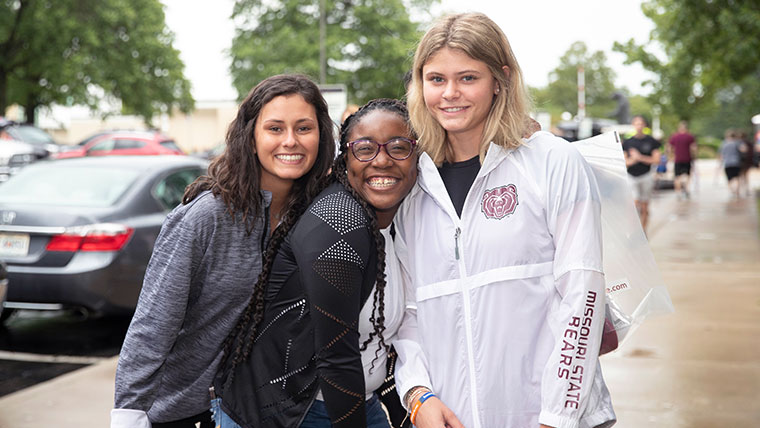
[215,181,378,428]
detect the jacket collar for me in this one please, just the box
[414,142,517,220]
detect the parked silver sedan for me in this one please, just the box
[0,155,208,320]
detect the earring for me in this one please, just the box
[495,85,501,94]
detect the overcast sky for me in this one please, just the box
[162,0,657,102]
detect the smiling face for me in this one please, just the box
[254,94,320,193]
[422,47,498,152]
[346,110,418,228]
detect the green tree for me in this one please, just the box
[533,42,618,120]
[613,0,760,123]
[0,0,193,125]
[229,0,436,103]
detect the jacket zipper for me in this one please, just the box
[454,227,461,260]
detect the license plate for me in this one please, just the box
[0,232,30,257]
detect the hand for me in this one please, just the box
[628,148,641,161]
[413,397,465,428]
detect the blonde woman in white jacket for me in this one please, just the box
[393,13,616,428]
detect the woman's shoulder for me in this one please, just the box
[166,190,241,233]
[521,130,583,160]
[300,181,370,232]
[176,190,225,218]
[309,182,365,212]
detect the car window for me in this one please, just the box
[6,125,56,146]
[159,140,183,153]
[88,138,116,152]
[153,168,204,210]
[114,139,147,150]
[0,164,140,207]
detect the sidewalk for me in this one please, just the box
[0,159,758,428]
[600,159,760,427]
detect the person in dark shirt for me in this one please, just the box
[623,115,661,232]
[212,99,419,428]
[667,120,697,199]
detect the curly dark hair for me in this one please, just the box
[223,98,415,376]
[183,74,336,234]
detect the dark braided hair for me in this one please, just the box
[183,74,335,234]
[336,98,416,370]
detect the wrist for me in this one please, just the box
[409,391,436,426]
[404,385,431,409]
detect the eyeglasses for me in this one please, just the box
[348,137,417,162]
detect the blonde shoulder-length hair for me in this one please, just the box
[408,12,533,165]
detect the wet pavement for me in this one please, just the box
[0,159,758,428]
[600,159,760,427]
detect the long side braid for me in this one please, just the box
[332,155,389,357]
[221,174,332,373]
[336,98,414,370]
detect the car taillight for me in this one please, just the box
[45,224,134,252]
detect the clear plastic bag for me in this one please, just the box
[573,131,675,349]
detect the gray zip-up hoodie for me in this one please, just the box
[113,190,270,425]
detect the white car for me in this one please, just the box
[0,139,38,182]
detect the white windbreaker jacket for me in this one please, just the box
[393,132,616,428]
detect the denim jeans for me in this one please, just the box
[211,395,391,428]
[300,394,390,428]
[210,398,241,428]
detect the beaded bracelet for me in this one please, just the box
[404,386,430,409]
[409,391,436,425]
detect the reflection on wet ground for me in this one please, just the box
[0,310,130,396]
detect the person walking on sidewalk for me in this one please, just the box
[720,128,744,199]
[623,115,662,232]
[668,120,697,199]
[111,74,336,428]
[738,130,756,197]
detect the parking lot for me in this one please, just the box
[0,310,129,397]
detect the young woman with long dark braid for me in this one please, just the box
[112,74,335,428]
[211,98,419,428]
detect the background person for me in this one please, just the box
[667,120,697,199]
[720,128,744,199]
[111,74,335,428]
[211,99,419,428]
[623,115,661,232]
[394,12,615,428]
[738,130,755,197]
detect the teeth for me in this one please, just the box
[443,107,465,112]
[276,154,304,162]
[368,177,398,188]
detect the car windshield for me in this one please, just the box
[160,140,183,153]
[0,163,139,207]
[8,125,56,146]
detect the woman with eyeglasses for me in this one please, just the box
[392,12,616,428]
[211,98,419,428]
